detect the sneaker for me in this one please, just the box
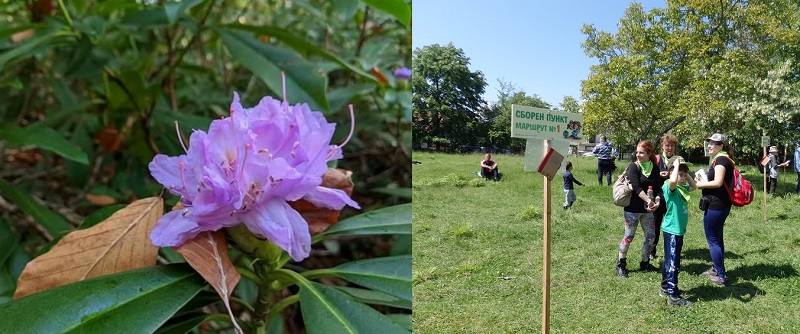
[639,261,660,272]
[667,296,693,306]
[616,265,628,278]
[660,288,684,298]
[709,275,728,286]
[701,267,717,276]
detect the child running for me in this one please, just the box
[563,161,584,209]
[660,156,697,306]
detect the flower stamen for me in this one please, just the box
[338,104,355,149]
[174,120,188,153]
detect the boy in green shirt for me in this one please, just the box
[660,156,697,306]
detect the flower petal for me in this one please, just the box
[303,186,360,210]
[242,201,311,262]
[150,210,205,247]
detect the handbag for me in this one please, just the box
[612,165,634,206]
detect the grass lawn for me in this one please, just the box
[412,151,800,333]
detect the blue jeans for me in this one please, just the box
[704,207,731,279]
[661,232,684,297]
[481,167,498,179]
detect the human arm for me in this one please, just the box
[626,162,654,204]
[696,164,726,189]
[685,170,698,191]
[668,159,679,191]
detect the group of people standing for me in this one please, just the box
[601,133,737,306]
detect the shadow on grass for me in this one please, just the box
[681,248,745,262]
[731,263,799,280]
[687,281,765,303]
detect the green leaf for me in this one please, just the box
[0,125,89,165]
[309,255,411,302]
[360,0,410,27]
[6,245,30,280]
[390,235,411,256]
[299,281,409,334]
[154,311,206,334]
[371,187,411,198]
[327,83,376,115]
[313,204,410,242]
[334,0,359,20]
[0,218,16,265]
[215,28,329,112]
[0,266,15,304]
[164,3,183,25]
[386,314,412,331]
[0,30,61,71]
[225,24,379,86]
[0,179,72,237]
[334,286,411,309]
[0,264,205,334]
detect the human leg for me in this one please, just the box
[617,212,640,278]
[563,189,571,208]
[661,232,683,297]
[768,177,777,194]
[639,213,659,271]
[703,208,731,280]
[652,210,664,259]
[492,167,499,181]
[795,172,800,194]
[597,162,603,185]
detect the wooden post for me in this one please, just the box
[542,139,551,334]
[763,145,767,222]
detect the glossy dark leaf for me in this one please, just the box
[299,281,409,334]
[216,27,329,112]
[154,311,206,334]
[311,255,411,302]
[0,125,89,165]
[226,24,379,85]
[0,264,205,334]
[0,218,16,265]
[0,30,60,71]
[360,0,410,27]
[334,286,411,309]
[0,179,72,237]
[313,203,410,242]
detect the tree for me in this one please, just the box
[412,43,487,148]
[581,0,800,159]
[559,96,581,114]
[488,80,551,151]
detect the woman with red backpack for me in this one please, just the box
[694,133,734,286]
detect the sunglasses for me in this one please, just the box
[708,141,723,146]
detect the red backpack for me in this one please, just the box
[712,156,753,207]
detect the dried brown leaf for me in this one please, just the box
[86,193,117,206]
[291,168,355,235]
[176,231,242,334]
[13,197,163,299]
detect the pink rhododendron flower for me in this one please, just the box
[149,92,359,261]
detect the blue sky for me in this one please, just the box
[412,0,665,107]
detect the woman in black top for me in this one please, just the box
[615,141,662,278]
[694,133,734,286]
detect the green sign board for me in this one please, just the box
[510,104,584,140]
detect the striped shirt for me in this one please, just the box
[593,141,613,160]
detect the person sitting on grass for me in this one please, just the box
[563,161,584,209]
[660,156,697,306]
[480,153,499,181]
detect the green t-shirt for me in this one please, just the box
[661,183,689,236]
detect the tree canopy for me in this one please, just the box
[581,0,800,159]
[412,43,486,148]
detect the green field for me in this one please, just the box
[412,152,800,333]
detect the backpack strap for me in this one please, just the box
[710,156,734,197]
